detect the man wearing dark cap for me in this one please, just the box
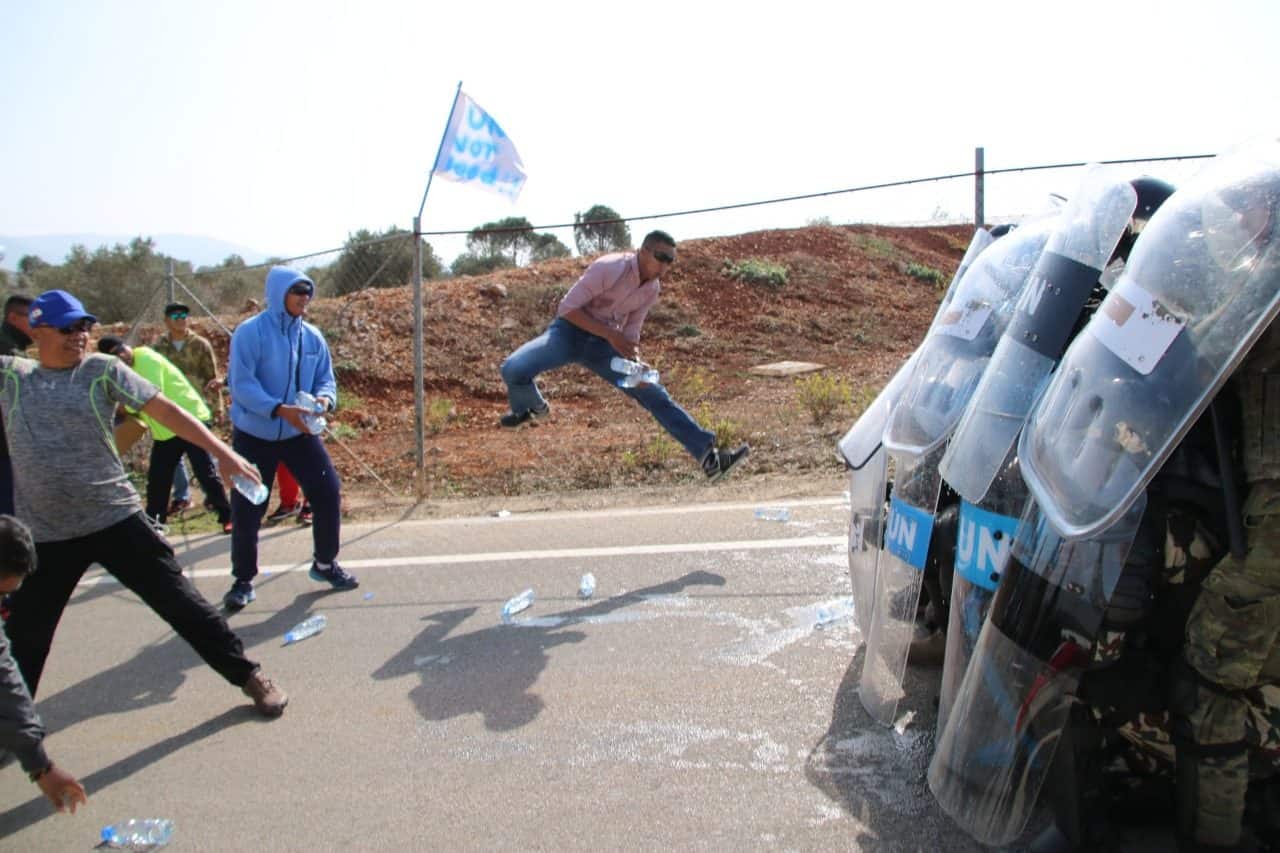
[97,335,234,533]
[152,301,223,515]
[0,289,287,717]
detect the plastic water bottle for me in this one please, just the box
[101,818,175,849]
[501,588,534,620]
[283,613,327,645]
[578,573,596,599]
[231,473,268,505]
[754,507,792,522]
[295,391,327,435]
[610,356,659,388]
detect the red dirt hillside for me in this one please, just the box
[128,223,972,501]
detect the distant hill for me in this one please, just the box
[0,233,270,271]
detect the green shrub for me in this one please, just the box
[675,323,701,338]
[426,397,455,434]
[794,372,853,425]
[905,262,946,286]
[643,435,678,466]
[721,258,788,289]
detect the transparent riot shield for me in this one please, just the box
[941,168,1138,504]
[846,446,888,640]
[1020,139,1280,540]
[937,457,1025,738]
[927,494,1147,846]
[838,228,1001,640]
[857,445,944,725]
[884,216,1055,458]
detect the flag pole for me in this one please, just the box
[413,80,462,498]
[417,81,463,220]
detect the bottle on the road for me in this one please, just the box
[284,613,327,645]
[101,818,175,849]
[754,507,791,523]
[294,390,328,435]
[501,588,534,620]
[231,471,268,505]
[578,573,596,599]
[610,356,659,388]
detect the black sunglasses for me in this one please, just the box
[56,319,95,335]
[652,250,675,264]
[167,311,188,320]
[288,284,314,296]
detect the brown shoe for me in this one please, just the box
[242,669,288,717]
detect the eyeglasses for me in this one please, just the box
[167,311,188,320]
[652,250,676,264]
[288,284,313,297]
[56,319,95,335]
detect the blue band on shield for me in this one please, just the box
[956,501,1019,592]
[885,495,935,570]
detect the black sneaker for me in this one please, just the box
[309,561,359,590]
[702,444,750,483]
[223,580,256,611]
[499,403,550,428]
[265,502,301,525]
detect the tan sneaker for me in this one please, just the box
[242,669,288,717]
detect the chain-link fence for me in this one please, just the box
[2,150,1219,507]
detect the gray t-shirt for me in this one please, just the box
[0,353,158,542]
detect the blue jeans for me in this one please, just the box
[500,318,715,461]
[230,429,341,582]
[171,457,191,503]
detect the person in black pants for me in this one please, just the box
[224,267,356,611]
[97,336,234,533]
[0,289,287,717]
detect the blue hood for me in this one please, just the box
[227,266,336,441]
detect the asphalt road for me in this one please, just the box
[0,495,989,852]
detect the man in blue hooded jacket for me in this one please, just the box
[224,267,357,610]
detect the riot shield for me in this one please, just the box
[884,215,1056,457]
[937,456,1025,738]
[941,167,1138,503]
[857,444,945,725]
[1020,138,1280,540]
[928,494,1147,845]
[857,220,1053,725]
[839,228,1002,639]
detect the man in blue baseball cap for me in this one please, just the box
[0,289,289,718]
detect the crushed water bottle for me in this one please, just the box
[610,356,659,388]
[231,471,268,505]
[283,613,327,645]
[501,588,534,620]
[295,390,327,435]
[578,573,596,599]
[754,507,792,522]
[101,818,175,849]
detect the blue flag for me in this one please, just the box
[432,92,527,202]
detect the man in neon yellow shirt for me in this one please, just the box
[97,336,233,533]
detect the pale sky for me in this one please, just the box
[2,0,1278,267]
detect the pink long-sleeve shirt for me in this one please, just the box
[556,252,660,342]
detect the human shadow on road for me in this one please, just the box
[373,570,726,732]
[33,589,328,732]
[0,706,254,839]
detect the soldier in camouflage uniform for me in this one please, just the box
[152,302,223,421]
[1175,321,1280,849]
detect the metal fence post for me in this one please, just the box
[412,216,426,499]
[974,147,985,228]
[166,259,175,305]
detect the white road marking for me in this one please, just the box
[76,535,847,587]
